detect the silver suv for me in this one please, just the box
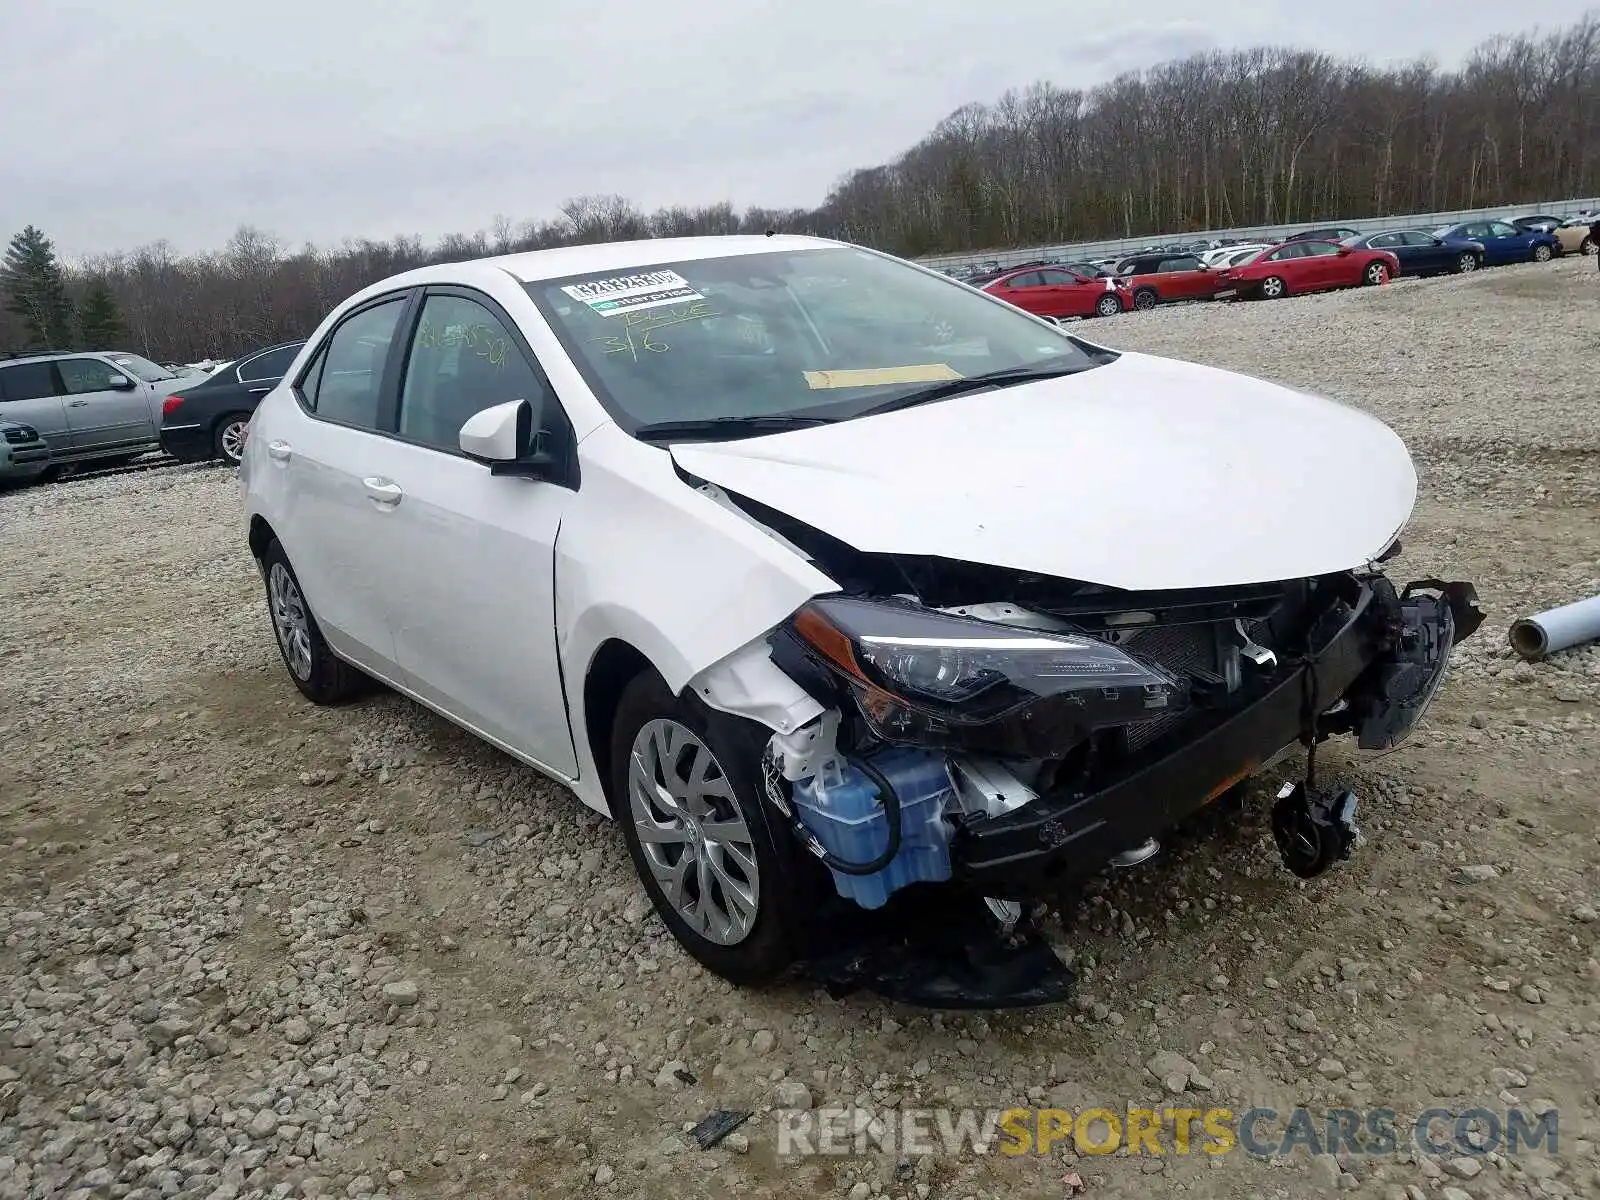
[0,351,202,472]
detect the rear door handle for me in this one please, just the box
[362,477,403,507]
[266,440,292,462]
[247,386,270,396]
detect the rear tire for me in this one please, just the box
[1132,288,1159,311]
[1532,243,1553,263]
[1094,294,1122,317]
[261,539,367,705]
[1258,275,1287,300]
[610,670,818,985]
[213,413,252,465]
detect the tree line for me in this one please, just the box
[3,13,1597,362]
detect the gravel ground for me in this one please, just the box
[2,256,1599,1200]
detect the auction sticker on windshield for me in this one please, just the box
[561,270,704,317]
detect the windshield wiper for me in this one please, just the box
[632,414,835,442]
[855,363,1097,418]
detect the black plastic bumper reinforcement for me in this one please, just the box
[951,576,1402,891]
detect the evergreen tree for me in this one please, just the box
[77,279,125,348]
[1,225,76,350]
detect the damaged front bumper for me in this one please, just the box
[762,572,1480,1006]
[953,574,1480,892]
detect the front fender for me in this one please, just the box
[555,425,838,810]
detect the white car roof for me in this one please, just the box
[372,234,844,294]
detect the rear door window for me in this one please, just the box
[0,362,60,401]
[302,299,407,429]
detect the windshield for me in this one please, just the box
[106,353,176,382]
[524,247,1101,434]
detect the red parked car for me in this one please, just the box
[980,267,1132,320]
[1218,241,1400,301]
[1112,253,1226,309]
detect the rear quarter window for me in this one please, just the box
[239,344,303,382]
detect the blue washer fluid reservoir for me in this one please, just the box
[789,746,955,909]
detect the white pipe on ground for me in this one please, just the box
[1508,594,1600,660]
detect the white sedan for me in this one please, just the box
[241,235,1480,1001]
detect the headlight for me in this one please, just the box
[790,596,1186,756]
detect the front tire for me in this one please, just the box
[214,413,252,465]
[1094,294,1122,317]
[1363,261,1389,286]
[610,671,812,985]
[261,540,366,704]
[1455,253,1479,274]
[1258,275,1286,300]
[1581,237,1597,256]
[1532,243,1553,263]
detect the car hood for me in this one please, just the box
[668,352,1417,592]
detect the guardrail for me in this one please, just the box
[914,197,1600,273]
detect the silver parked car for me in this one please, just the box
[0,351,204,472]
[0,419,50,486]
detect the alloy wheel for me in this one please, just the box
[1261,276,1284,299]
[1533,244,1552,262]
[1365,263,1387,285]
[1096,295,1121,317]
[628,718,759,946]
[219,419,249,464]
[1458,253,1477,272]
[269,563,314,681]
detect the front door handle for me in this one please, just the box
[67,399,89,407]
[247,386,270,396]
[362,477,403,507]
[266,440,292,462]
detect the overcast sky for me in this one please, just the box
[3,0,1590,259]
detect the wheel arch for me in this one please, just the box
[248,513,278,565]
[582,638,660,817]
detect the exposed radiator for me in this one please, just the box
[1121,622,1235,752]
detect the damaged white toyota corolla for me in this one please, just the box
[241,235,1482,1007]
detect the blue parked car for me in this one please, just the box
[1342,230,1486,276]
[1434,219,1558,266]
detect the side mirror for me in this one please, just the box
[460,398,559,480]
[107,374,137,390]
